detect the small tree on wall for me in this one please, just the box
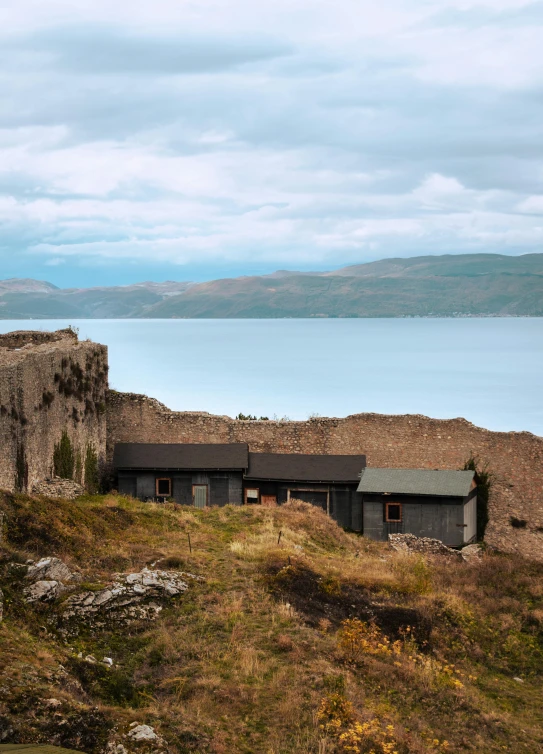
[15,442,28,492]
[463,455,492,541]
[84,443,100,494]
[53,430,75,479]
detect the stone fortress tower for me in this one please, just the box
[0,328,108,493]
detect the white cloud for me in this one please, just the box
[0,1,542,276]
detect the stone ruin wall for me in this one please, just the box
[107,391,543,561]
[0,329,108,493]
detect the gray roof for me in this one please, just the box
[357,468,475,497]
[113,443,248,470]
[246,452,366,483]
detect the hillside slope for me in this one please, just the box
[1,492,542,754]
[1,254,542,318]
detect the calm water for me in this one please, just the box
[1,318,542,435]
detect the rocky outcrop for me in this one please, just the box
[61,567,203,627]
[32,477,85,500]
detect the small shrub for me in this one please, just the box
[463,455,492,540]
[337,618,402,662]
[53,430,74,479]
[15,442,28,492]
[84,444,100,494]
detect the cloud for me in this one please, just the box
[0,1,542,281]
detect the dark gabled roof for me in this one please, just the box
[113,443,248,470]
[357,468,475,497]
[245,452,366,483]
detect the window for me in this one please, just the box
[245,488,259,504]
[385,502,402,522]
[156,477,172,497]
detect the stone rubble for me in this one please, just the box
[388,533,464,559]
[32,477,85,500]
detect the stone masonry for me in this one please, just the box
[0,329,108,492]
[106,391,543,561]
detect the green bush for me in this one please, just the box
[53,430,75,479]
[84,443,100,494]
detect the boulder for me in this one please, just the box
[23,579,69,603]
[26,556,80,584]
[128,724,160,742]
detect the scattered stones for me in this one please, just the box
[388,533,463,559]
[61,567,202,627]
[103,656,114,666]
[32,476,85,500]
[514,677,524,683]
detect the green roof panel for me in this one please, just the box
[357,468,475,497]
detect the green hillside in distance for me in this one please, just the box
[1,253,542,318]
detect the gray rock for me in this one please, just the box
[128,724,159,742]
[26,556,80,583]
[23,579,68,603]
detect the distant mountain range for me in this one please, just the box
[2,253,543,318]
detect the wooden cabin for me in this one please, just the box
[357,468,477,546]
[113,443,366,530]
[243,452,365,530]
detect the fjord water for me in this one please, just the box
[1,318,542,436]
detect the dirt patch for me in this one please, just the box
[265,560,431,645]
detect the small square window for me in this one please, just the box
[385,502,402,522]
[156,478,172,496]
[245,488,259,504]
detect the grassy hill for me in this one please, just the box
[1,254,542,318]
[1,492,542,753]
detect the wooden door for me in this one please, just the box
[193,484,208,509]
[261,495,277,507]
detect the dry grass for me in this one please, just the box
[0,492,542,754]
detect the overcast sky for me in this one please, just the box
[1,0,543,287]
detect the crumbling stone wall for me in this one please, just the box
[107,391,543,560]
[0,330,108,492]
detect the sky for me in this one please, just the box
[1,0,543,288]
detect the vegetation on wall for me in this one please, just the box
[84,443,100,494]
[14,442,28,492]
[464,455,492,540]
[53,430,75,479]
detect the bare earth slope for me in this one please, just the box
[0,492,542,754]
[1,253,542,318]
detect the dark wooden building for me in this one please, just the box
[357,468,477,546]
[244,452,366,530]
[114,443,248,507]
[113,442,366,529]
